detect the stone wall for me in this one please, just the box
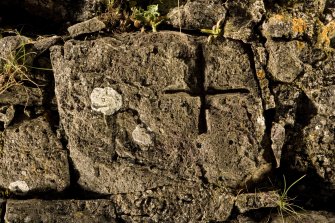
[0,0,334,222]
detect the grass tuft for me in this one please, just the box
[0,34,43,108]
[276,174,306,223]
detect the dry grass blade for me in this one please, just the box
[0,39,40,96]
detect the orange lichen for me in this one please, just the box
[316,20,335,49]
[292,18,307,34]
[256,70,266,79]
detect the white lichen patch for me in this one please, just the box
[132,125,153,148]
[90,87,122,116]
[9,180,29,194]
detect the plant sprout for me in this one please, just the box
[131,5,163,32]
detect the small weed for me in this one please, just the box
[0,189,11,198]
[276,174,306,222]
[201,18,224,43]
[0,38,39,96]
[130,5,163,32]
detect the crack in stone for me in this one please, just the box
[0,200,6,223]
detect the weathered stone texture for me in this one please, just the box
[0,117,70,194]
[235,191,279,213]
[50,31,269,220]
[112,183,235,222]
[51,32,203,194]
[68,17,106,38]
[271,211,335,223]
[5,199,116,223]
[203,39,258,93]
[297,52,335,188]
[262,13,316,40]
[224,0,266,42]
[0,36,43,106]
[167,1,226,30]
[198,94,269,187]
[199,39,269,187]
[251,43,276,110]
[0,105,15,128]
[1,0,335,221]
[266,40,305,83]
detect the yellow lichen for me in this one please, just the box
[316,20,335,49]
[292,18,307,34]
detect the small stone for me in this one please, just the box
[68,17,106,38]
[8,181,29,195]
[271,122,286,168]
[90,87,123,116]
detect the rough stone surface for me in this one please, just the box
[200,39,270,187]
[33,36,62,54]
[296,52,335,188]
[50,32,202,194]
[0,117,70,194]
[112,183,235,222]
[271,211,335,223]
[203,39,259,94]
[49,32,270,220]
[235,191,279,213]
[271,122,285,168]
[266,40,305,83]
[1,0,335,221]
[272,84,303,126]
[0,105,15,129]
[5,199,116,223]
[0,86,44,106]
[252,43,276,110]
[68,17,106,38]
[262,13,316,40]
[224,0,266,42]
[198,94,270,187]
[167,1,226,30]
